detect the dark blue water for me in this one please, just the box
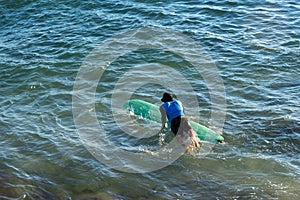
[0,0,299,199]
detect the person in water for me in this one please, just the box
[159,92,200,149]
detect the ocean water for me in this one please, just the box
[0,0,299,199]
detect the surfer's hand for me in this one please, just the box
[161,123,167,129]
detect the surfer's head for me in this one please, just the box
[161,92,173,102]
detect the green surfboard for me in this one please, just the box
[124,99,224,144]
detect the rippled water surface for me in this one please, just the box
[0,0,299,199]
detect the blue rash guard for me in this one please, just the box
[162,100,184,122]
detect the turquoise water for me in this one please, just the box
[1,0,299,199]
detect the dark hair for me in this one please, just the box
[161,92,173,102]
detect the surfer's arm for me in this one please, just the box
[159,106,167,129]
[179,101,186,115]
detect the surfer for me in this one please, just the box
[159,92,200,150]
